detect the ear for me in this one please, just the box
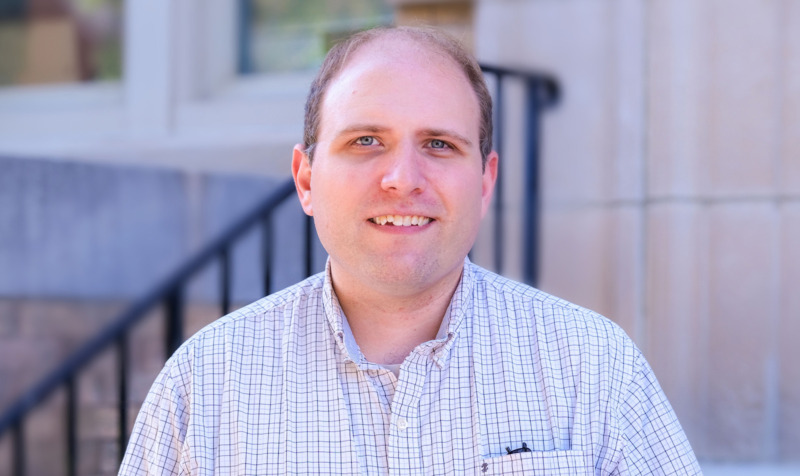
[292,144,313,216]
[480,150,499,218]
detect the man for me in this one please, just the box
[120,27,700,474]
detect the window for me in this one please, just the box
[0,0,123,87]
[239,0,393,74]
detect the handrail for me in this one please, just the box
[0,179,295,433]
[0,180,298,475]
[0,65,559,476]
[480,63,560,108]
[481,63,561,283]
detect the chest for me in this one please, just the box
[182,336,611,475]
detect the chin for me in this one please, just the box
[364,257,460,291]
[369,261,430,284]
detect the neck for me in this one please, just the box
[331,265,463,365]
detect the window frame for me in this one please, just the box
[0,0,314,175]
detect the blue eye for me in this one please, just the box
[430,139,447,149]
[356,136,377,146]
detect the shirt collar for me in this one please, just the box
[321,259,360,364]
[428,257,475,368]
[321,257,476,369]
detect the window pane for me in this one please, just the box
[0,0,123,87]
[240,0,393,74]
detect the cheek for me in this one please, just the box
[448,175,484,207]
[310,173,336,206]
[309,178,352,232]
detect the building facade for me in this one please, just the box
[0,0,798,473]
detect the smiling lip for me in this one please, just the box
[368,215,433,226]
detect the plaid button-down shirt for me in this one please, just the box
[120,259,700,475]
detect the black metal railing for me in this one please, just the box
[482,64,560,284]
[0,65,558,476]
[0,181,301,476]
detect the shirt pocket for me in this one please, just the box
[480,450,593,475]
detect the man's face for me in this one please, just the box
[293,37,497,297]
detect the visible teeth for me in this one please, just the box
[370,215,432,226]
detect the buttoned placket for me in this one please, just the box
[386,350,430,475]
[321,259,471,474]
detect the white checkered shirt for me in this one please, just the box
[120,259,701,475]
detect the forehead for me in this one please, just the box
[344,34,460,75]
[317,35,480,139]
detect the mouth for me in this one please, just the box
[368,215,433,226]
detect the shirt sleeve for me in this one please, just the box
[118,361,191,476]
[615,352,702,475]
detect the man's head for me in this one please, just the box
[292,26,498,297]
[302,26,493,170]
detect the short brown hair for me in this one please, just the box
[302,26,493,169]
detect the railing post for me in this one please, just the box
[492,72,505,275]
[117,335,129,462]
[523,78,543,287]
[13,419,24,476]
[66,378,77,476]
[164,289,184,357]
[261,213,273,295]
[304,215,314,278]
[220,249,231,316]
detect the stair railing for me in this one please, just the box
[0,65,558,476]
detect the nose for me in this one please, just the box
[380,144,426,194]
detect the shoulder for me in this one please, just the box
[162,272,327,374]
[467,263,640,395]
[469,263,632,350]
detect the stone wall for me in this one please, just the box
[475,0,800,464]
[0,156,310,301]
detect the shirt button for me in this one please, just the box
[396,417,408,431]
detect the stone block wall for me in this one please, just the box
[475,0,800,464]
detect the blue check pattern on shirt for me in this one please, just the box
[120,259,701,475]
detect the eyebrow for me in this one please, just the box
[334,124,390,138]
[420,128,474,148]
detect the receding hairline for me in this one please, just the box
[332,27,468,75]
[303,25,493,167]
[315,34,482,141]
